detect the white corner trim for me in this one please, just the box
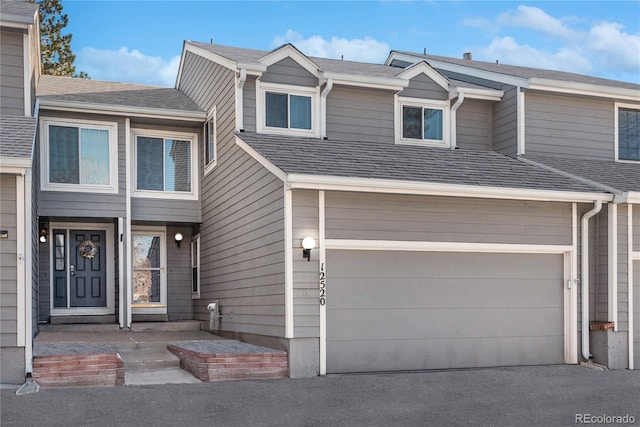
[628,204,634,369]
[23,33,30,116]
[234,135,288,182]
[118,217,125,328]
[24,169,33,373]
[125,118,132,328]
[318,190,327,375]
[16,175,26,347]
[284,187,294,338]
[608,203,618,329]
[517,87,525,156]
[325,239,573,254]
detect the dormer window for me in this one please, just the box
[395,97,450,147]
[256,82,320,137]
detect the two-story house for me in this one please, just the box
[1,8,638,382]
[0,0,39,385]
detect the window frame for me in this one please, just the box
[191,233,200,299]
[395,97,450,148]
[615,102,640,163]
[40,117,119,193]
[256,81,320,137]
[131,226,167,314]
[131,129,199,200]
[204,106,217,175]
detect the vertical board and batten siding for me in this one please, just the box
[456,99,493,151]
[243,76,257,132]
[326,86,394,143]
[0,175,18,346]
[399,73,448,101]
[0,29,25,116]
[292,190,320,338]
[166,225,194,320]
[178,50,287,337]
[325,192,573,245]
[492,85,518,156]
[38,111,126,218]
[525,93,615,160]
[260,57,317,87]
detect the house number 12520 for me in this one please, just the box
[319,262,326,306]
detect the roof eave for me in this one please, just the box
[528,78,640,101]
[322,71,408,90]
[38,99,206,121]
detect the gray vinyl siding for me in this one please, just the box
[325,192,573,246]
[260,57,317,87]
[492,85,518,156]
[456,99,492,150]
[179,50,287,337]
[634,207,639,252]
[592,209,608,321]
[30,168,38,336]
[38,111,126,218]
[243,76,257,132]
[131,199,200,223]
[525,93,616,160]
[28,24,39,115]
[0,175,18,346]
[399,73,448,101]
[0,29,25,116]
[292,190,319,338]
[166,225,193,320]
[326,86,394,143]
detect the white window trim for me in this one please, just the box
[256,81,321,137]
[204,107,217,175]
[131,128,199,200]
[131,226,167,314]
[394,96,450,148]
[40,117,119,194]
[191,233,201,299]
[615,102,640,163]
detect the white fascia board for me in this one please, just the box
[184,42,237,71]
[397,61,450,91]
[451,86,504,101]
[322,72,408,91]
[234,135,288,182]
[528,78,640,102]
[286,173,612,203]
[260,45,319,78]
[38,100,206,121]
[237,62,266,75]
[626,192,640,204]
[325,239,573,254]
[0,159,31,169]
[0,19,31,29]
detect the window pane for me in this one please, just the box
[402,107,422,139]
[80,129,110,185]
[136,137,163,191]
[266,92,287,128]
[165,139,191,192]
[424,109,443,140]
[290,95,311,129]
[49,125,79,184]
[619,108,639,161]
[133,270,161,303]
[205,119,215,164]
[132,235,161,268]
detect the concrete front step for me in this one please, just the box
[125,367,202,385]
[39,323,121,333]
[130,321,202,332]
[119,349,182,370]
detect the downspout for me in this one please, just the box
[236,68,247,131]
[450,91,464,149]
[581,200,603,361]
[320,78,333,139]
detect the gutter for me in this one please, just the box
[581,200,603,361]
[236,68,247,131]
[37,99,207,121]
[450,90,464,150]
[320,79,333,139]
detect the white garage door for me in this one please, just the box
[326,250,565,373]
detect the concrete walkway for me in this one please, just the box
[2,365,639,426]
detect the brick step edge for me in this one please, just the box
[32,352,125,387]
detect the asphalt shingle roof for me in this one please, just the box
[237,132,604,194]
[0,115,36,160]
[525,154,640,193]
[394,51,640,91]
[37,75,204,113]
[0,0,39,24]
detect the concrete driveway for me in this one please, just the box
[2,365,639,426]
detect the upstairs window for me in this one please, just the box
[41,118,118,193]
[617,105,639,161]
[397,98,449,147]
[133,130,198,200]
[257,82,319,137]
[204,107,216,174]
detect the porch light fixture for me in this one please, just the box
[302,237,315,262]
[39,223,48,243]
[174,232,184,247]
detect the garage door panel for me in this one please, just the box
[327,277,563,310]
[328,307,563,341]
[327,335,564,373]
[326,250,565,373]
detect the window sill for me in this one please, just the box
[258,127,320,138]
[42,183,119,194]
[396,139,450,149]
[132,191,198,201]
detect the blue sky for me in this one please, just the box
[63,1,640,86]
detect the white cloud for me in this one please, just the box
[496,5,579,41]
[586,22,640,72]
[271,30,389,63]
[77,47,180,86]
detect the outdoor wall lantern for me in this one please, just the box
[174,232,184,248]
[39,223,48,243]
[302,237,315,262]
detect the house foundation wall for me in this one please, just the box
[0,347,25,384]
[590,329,628,369]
